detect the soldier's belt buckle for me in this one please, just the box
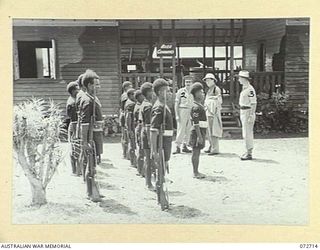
[199,121,208,128]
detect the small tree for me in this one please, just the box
[13,98,65,206]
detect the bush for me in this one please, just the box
[255,92,308,134]
[13,98,66,206]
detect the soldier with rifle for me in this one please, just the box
[150,78,173,210]
[79,69,103,202]
[120,81,133,159]
[133,89,145,176]
[139,82,155,190]
[75,72,86,179]
[124,88,137,168]
[66,81,80,175]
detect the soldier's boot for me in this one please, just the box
[172,146,181,155]
[241,148,253,160]
[182,144,192,153]
[204,146,211,153]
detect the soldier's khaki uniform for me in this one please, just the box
[239,84,257,154]
[204,86,223,154]
[175,87,193,147]
[124,98,137,167]
[66,96,79,174]
[150,100,174,162]
[134,101,144,174]
[79,92,104,160]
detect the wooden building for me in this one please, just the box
[13,18,309,120]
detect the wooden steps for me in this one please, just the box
[221,104,242,137]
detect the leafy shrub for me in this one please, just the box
[255,92,308,134]
[13,98,66,206]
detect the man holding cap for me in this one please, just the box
[237,70,257,160]
[203,73,223,156]
[173,75,193,154]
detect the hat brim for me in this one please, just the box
[235,74,251,80]
[203,77,217,82]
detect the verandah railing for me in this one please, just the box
[121,71,285,98]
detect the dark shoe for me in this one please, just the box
[182,146,192,153]
[208,152,219,156]
[172,147,181,154]
[240,153,253,161]
[204,147,211,153]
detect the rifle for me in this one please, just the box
[86,84,102,202]
[155,89,169,211]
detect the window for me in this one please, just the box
[16,40,56,79]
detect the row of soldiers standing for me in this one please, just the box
[65,69,257,209]
[66,69,104,202]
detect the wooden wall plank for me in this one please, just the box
[13,26,121,116]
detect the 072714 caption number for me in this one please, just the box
[300,244,318,248]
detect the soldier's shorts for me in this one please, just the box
[189,128,206,150]
[162,136,172,162]
[141,128,150,150]
[135,125,142,148]
[128,130,136,150]
[120,112,125,127]
[93,131,103,155]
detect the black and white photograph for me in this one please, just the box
[12,18,309,225]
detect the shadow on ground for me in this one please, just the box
[98,182,119,190]
[214,153,239,158]
[202,175,229,183]
[167,205,206,219]
[168,191,186,197]
[99,162,116,169]
[99,199,136,215]
[252,158,279,164]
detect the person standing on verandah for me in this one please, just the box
[203,73,223,155]
[236,70,257,160]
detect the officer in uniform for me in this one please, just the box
[236,70,257,160]
[124,88,137,168]
[189,82,207,178]
[150,78,174,171]
[66,81,80,175]
[79,70,104,178]
[203,73,223,155]
[173,75,193,154]
[120,81,133,159]
[139,82,155,190]
[133,89,145,176]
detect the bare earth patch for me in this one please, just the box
[13,138,308,225]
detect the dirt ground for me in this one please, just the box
[12,137,308,225]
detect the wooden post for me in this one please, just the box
[225,42,229,85]
[171,20,177,94]
[230,19,235,101]
[148,25,153,73]
[212,25,216,73]
[242,19,247,69]
[202,25,206,77]
[159,20,164,77]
